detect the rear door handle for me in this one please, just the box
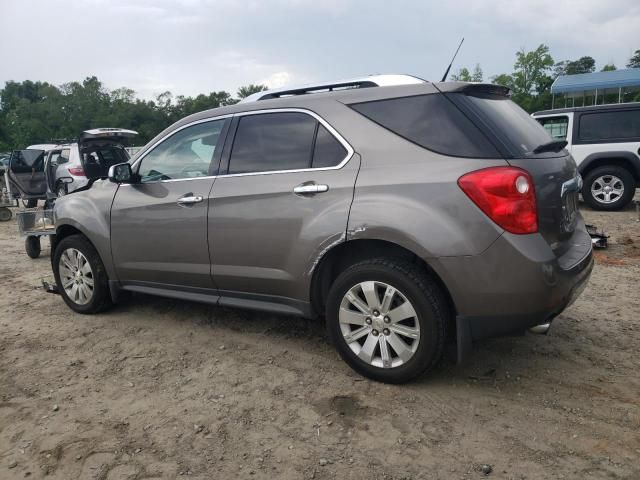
[293,184,329,195]
[177,194,203,206]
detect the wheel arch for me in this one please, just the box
[310,238,457,331]
[578,151,640,182]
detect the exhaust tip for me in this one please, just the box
[529,323,551,335]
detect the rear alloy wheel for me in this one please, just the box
[53,234,112,314]
[326,258,448,383]
[583,166,635,211]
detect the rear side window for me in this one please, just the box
[578,110,640,141]
[312,124,347,168]
[229,113,317,174]
[350,94,500,158]
[537,116,569,139]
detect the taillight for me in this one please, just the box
[458,166,538,234]
[68,167,85,177]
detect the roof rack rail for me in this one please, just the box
[240,74,426,103]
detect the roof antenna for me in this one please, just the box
[440,37,465,82]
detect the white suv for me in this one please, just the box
[533,103,640,210]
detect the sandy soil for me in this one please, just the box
[1,200,639,480]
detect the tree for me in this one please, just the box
[237,84,268,99]
[627,49,640,68]
[601,64,617,72]
[512,44,555,95]
[554,56,596,76]
[451,64,483,82]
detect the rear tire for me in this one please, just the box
[326,258,448,384]
[25,236,41,258]
[582,165,635,211]
[53,234,112,314]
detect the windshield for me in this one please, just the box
[452,94,557,158]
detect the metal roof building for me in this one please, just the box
[550,68,640,108]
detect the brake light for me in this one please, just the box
[68,167,85,177]
[458,167,538,234]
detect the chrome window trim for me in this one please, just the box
[128,108,354,184]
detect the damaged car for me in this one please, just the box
[49,75,593,383]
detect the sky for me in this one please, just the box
[1,0,639,100]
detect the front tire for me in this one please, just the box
[582,166,635,211]
[326,258,448,383]
[53,234,112,314]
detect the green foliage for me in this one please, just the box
[554,56,596,76]
[601,64,617,72]
[450,64,483,82]
[0,78,264,149]
[237,84,268,99]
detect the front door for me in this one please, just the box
[111,118,228,291]
[209,111,359,307]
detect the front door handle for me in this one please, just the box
[177,194,204,206]
[293,184,329,195]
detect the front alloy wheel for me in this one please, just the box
[339,281,420,369]
[53,234,112,314]
[59,247,95,305]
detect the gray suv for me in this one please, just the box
[51,76,593,383]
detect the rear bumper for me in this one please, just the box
[431,222,594,362]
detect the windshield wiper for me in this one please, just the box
[532,139,567,154]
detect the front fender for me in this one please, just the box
[54,180,118,279]
[578,151,640,178]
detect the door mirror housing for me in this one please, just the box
[108,162,135,184]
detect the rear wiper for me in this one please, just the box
[532,139,567,154]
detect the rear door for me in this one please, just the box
[209,110,359,308]
[8,149,47,197]
[111,118,228,291]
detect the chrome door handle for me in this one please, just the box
[293,184,329,195]
[177,194,203,206]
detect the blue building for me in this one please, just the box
[550,68,640,108]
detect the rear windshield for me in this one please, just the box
[349,94,501,158]
[81,144,130,179]
[453,94,556,157]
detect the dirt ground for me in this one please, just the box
[1,199,639,480]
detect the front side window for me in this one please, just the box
[537,116,569,139]
[229,112,317,174]
[579,110,640,142]
[138,119,226,182]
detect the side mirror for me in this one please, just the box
[108,162,134,183]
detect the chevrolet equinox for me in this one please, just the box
[50,75,594,383]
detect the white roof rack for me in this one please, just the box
[239,74,427,103]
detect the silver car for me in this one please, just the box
[45,129,137,197]
[50,75,593,383]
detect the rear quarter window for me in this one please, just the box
[349,94,500,158]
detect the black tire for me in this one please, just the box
[52,234,112,314]
[582,165,635,211]
[0,207,11,222]
[56,182,67,197]
[25,236,41,258]
[25,198,38,208]
[326,258,448,384]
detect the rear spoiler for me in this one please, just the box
[434,82,511,98]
